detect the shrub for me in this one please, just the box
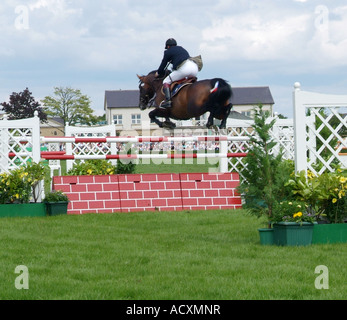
[67,159,136,176]
[237,107,294,224]
[43,190,69,203]
[286,169,347,223]
[0,162,47,204]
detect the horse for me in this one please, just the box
[137,70,233,130]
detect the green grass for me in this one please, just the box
[1,209,346,300]
[135,157,219,174]
[56,158,220,175]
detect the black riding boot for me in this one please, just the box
[161,86,172,108]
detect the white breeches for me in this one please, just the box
[163,59,199,85]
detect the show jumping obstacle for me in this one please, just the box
[39,135,248,162]
[41,135,246,214]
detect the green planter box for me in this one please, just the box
[0,203,46,218]
[258,228,274,245]
[273,222,314,246]
[312,223,347,244]
[45,202,68,216]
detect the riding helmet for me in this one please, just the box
[165,38,177,49]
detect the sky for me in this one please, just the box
[1,0,347,118]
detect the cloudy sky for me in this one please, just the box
[1,0,347,118]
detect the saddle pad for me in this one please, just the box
[171,82,193,97]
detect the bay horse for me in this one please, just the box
[137,70,232,129]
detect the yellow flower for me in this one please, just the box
[87,169,93,175]
[332,198,337,203]
[307,170,315,179]
[340,177,347,184]
[293,212,303,218]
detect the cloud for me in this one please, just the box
[200,3,347,74]
[2,0,347,118]
[201,12,311,62]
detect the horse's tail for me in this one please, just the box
[208,78,232,107]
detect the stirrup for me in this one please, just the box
[160,100,172,108]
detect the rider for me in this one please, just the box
[155,38,199,108]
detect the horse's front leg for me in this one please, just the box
[149,108,176,129]
[149,109,164,128]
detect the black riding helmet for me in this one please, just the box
[165,38,177,49]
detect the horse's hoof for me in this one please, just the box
[163,121,176,129]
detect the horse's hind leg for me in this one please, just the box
[206,112,215,128]
[219,103,232,129]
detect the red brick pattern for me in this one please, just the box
[52,172,242,215]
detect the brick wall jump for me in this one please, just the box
[52,172,242,214]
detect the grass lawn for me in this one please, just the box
[1,209,346,300]
[54,158,220,175]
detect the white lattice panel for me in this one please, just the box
[0,114,40,173]
[293,83,347,175]
[64,124,117,171]
[226,117,295,178]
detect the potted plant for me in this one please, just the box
[43,190,69,216]
[237,106,294,245]
[0,162,47,218]
[287,168,347,244]
[272,200,316,246]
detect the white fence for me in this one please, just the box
[293,82,347,175]
[1,83,346,178]
[0,113,41,173]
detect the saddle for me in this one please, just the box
[167,77,197,98]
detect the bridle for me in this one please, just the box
[138,80,155,108]
[138,73,164,108]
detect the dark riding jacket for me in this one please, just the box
[157,46,190,77]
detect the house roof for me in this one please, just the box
[105,90,140,108]
[41,117,64,128]
[104,86,274,109]
[230,86,274,105]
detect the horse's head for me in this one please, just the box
[137,71,159,110]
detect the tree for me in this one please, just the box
[0,88,47,122]
[237,106,294,227]
[41,87,95,126]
